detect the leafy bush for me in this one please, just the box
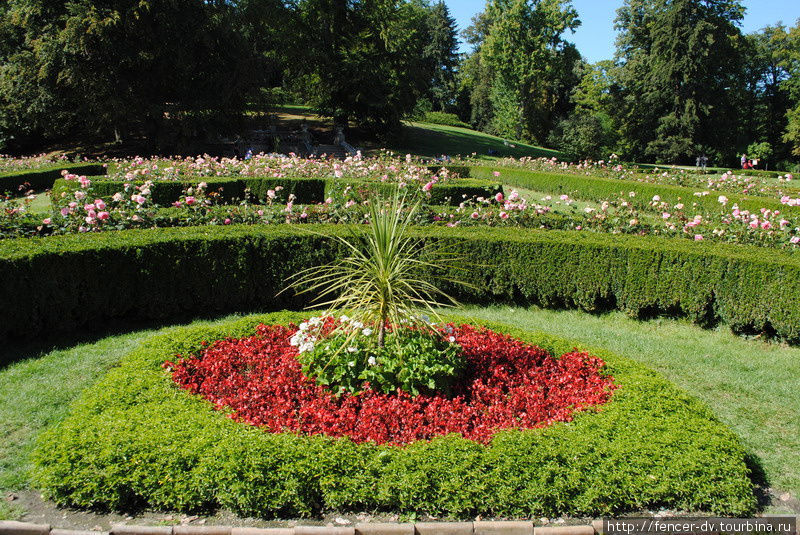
[51,176,501,207]
[421,112,471,129]
[547,113,617,162]
[2,225,800,346]
[0,163,106,195]
[32,312,756,517]
[294,320,465,396]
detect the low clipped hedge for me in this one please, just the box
[2,225,800,345]
[31,312,757,518]
[461,166,799,215]
[51,177,501,207]
[0,163,107,194]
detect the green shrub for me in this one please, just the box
[31,312,757,518]
[2,225,800,346]
[0,163,107,195]
[461,166,800,215]
[421,112,471,129]
[51,177,501,207]
[298,327,464,396]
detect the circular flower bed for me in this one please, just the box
[167,323,616,445]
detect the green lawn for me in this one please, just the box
[1,308,797,517]
[0,314,252,514]
[271,106,562,161]
[448,306,800,509]
[393,122,562,160]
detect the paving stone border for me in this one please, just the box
[0,521,602,535]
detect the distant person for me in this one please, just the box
[741,154,747,169]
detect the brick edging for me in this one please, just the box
[0,521,601,535]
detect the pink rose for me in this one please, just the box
[694,234,703,241]
[495,192,504,203]
[42,218,51,225]
[97,211,110,220]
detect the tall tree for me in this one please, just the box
[780,20,800,158]
[294,0,435,134]
[421,1,460,112]
[462,0,581,144]
[612,0,746,163]
[0,0,284,151]
[734,25,792,165]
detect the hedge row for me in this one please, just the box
[51,176,502,207]
[0,163,107,194]
[1,225,799,344]
[461,166,799,215]
[31,312,757,517]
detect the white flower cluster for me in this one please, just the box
[289,316,324,353]
[288,315,376,354]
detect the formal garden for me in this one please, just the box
[2,0,800,530]
[1,149,799,528]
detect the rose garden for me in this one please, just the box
[1,150,798,528]
[2,0,800,530]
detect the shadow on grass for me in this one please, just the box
[0,300,310,371]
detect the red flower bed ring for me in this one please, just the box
[167,324,616,445]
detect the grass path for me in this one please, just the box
[448,306,800,503]
[1,308,798,518]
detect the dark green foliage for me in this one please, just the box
[292,0,439,133]
[2,225,800,344]
[31,313,756,517]
[464,166,800,216]
[547,113,617,162]
[0,163,106,195]
[612,0,747,163]
[51,177,501,208]
[298,328,464,396]
[0,0,288,151]
[462,0,581,144]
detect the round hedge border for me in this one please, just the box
[2,224,800,347]
[32,312,757,519]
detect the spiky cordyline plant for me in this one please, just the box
[284,188,464,347]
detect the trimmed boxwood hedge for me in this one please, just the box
[1,225,799,346]
[31,312,757,518]
[460,166,800,216]
[51,176,502,207]
[0,163,107,194]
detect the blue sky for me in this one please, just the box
[447,0,800,63]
